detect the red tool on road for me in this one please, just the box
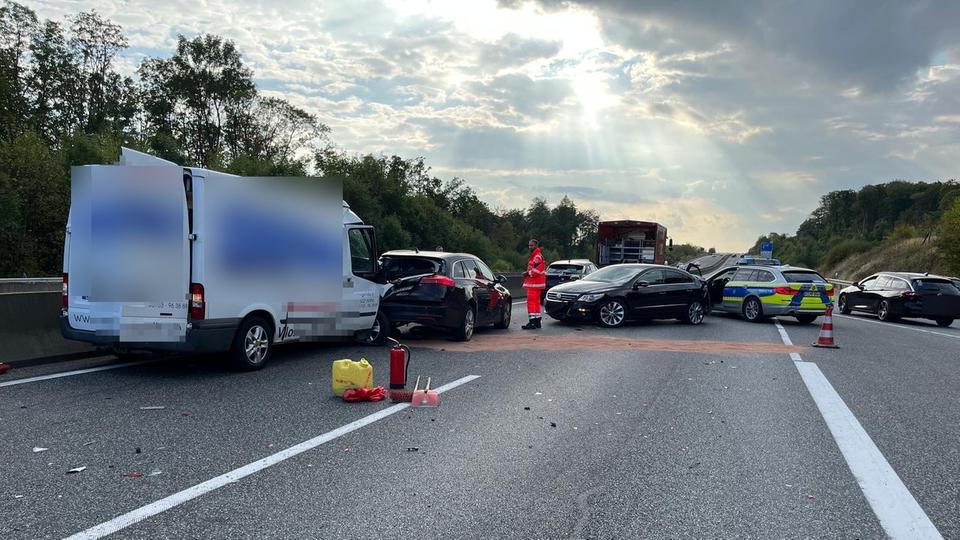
[0,363,10,375]
[812,306,839,348]
[411,377,439,408]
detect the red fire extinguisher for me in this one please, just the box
[387,337,411,390]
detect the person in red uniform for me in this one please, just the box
[522,238,546,329]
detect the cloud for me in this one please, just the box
[26,0,960,252]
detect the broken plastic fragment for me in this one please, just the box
[139,406,165,410]
[67,466,86,474]
[32,447,49,453]
[120,472,144,478]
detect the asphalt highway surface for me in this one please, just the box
[2,302,958,539]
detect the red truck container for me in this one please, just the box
[597,220,667,266]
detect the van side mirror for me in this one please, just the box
[633,280,649,290]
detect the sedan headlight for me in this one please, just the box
[579,293,605,303]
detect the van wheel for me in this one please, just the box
[229,316,272,371]
[454,306,476,341]
[358,311,390,345]
[742,297,764,322]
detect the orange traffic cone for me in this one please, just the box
[812,306,839,348]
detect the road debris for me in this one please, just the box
[406,447,419,452]
[139,406,165,410]
[181,411,190,416]
[807,495,816,500]
[550,422,557,428]
[0,362,10,375]
[135,447,141,454]
[82,441,95,446]
[32,447,49,453]
[66,466,86,474]
[535,392,543,395]
[13,495,23,499]
[523,406,531,410]
[120,472,144,478]
[704,361,717,365]
[148,470,162,477]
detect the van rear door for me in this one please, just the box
[65,164,190,343]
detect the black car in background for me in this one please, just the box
[837,272,960,327]
[545,259,598,291]
[545,264,709,328]
[369,250,512,342]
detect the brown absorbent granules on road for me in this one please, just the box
[411,332,801,356]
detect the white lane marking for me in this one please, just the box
[834,314,959,340]
[773,321,942,539]
[774,320,794,345]
[64,374,481,540]
[0,359,153,388]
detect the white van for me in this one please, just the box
[60,148,381,369]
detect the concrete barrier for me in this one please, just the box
[0,273,528,365]
[0,291,96,364]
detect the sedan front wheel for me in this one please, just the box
[598,299,627,328]
[683,300,705,325]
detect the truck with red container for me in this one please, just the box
[596,220,668,266]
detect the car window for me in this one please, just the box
[755,270,776,282]
[664,270,693,284]
[913,279,960,295]
[474,259,495,281]
[460,259,481,280]
[875,276,893,290]
[548,264,583,274]
[380,255,441,281]
[348,228,375,274]
[889,278,911,291]
[782,271,826,283]
[641,269,665,285]
[732,268,756,282]
[452,261,468,279]
[860,276,879,290]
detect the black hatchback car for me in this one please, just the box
[544,264,709,327]
[837,272,960,327]
[369,250,512,342]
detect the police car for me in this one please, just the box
[709,265,833,323]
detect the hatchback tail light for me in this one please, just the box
[774,286,798,296]
[62,273,68,310]
[421,274,456,287]
[190,283,205,320]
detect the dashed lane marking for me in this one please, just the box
[774,320,942,539]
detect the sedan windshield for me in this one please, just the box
[584,265,640,283]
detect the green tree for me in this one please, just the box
[938,198,960,274]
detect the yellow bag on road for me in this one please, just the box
[332,358,373,397]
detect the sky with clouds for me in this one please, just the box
[31,0,960,250]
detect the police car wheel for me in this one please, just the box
[935,318,953,328]
[229,316,273,371]
[742,297,763,322]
